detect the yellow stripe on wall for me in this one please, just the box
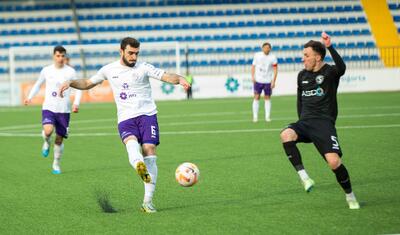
[361,0,400,67]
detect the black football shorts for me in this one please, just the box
[285,118,343,157]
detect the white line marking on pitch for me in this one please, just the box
[1,124,399,137]
[1,112,400,132]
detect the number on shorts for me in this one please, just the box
[331,135,339,150]
[151,125,156,137]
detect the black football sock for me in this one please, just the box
[333,164,352,194]
[283,141,304,171]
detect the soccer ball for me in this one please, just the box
[175,162,200,187]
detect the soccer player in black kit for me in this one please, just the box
[280,32,360,209]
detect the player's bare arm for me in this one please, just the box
[322,32,346,75]
[251,65,256,83]
[321,31,332,47]
[161,73,191,91]
[271,65,278,89]
[72,104,79,113]
[59,79,97,98]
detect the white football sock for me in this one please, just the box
[53,143,64,171]
[252,99,259,120]
[125,139,144,170]
[346,192,356,201]
[42,130,51,149]
[265,99,271,120]
[143,155,157,203]
[298,169,310,181]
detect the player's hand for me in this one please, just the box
[59,81,71,98]
[321,32,332,47]
[24,98,31,106]
[72,104,79,113]
[179,77,191,91]
[271,81,276,89]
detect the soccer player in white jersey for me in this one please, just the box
[24,45,82,174]
[58,37,191,213]
[251,42,278,122]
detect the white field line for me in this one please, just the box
[0,111,245,131]
[0,124,400,137]
[1,112,400,133]
[1,104,400,113]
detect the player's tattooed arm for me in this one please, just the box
[161,73,191,91]
[59,79,97,98]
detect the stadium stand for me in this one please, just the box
[0,0,386,80]
[388,1,400,33]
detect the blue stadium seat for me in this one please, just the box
[210,60,218,66]
[238,59,247,65]
[0,67,8,74]
[200,60,208,66]
[350,55,361,61]
[370,55,379,60]
[285,58,294,64]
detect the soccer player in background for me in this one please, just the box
[24,46,82,174]
[251,42,278,122]
[280,32,360,209]
[59,37,191,213]
[64,55,71,66]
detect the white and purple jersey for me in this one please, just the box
[89,60,165,123]
[252,52,278,84]
[28,64,81,113]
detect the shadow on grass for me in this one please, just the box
[94,189,118,213]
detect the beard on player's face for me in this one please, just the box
[122,53,136,67]
[122,54,136,67]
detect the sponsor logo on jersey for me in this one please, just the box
[51,91,57,97]
[122,83,129,89]
[302,87,324,97]
[120,92,127,100]
[302,80,309,84]
[119,92,136,100]
[112,76,119,79]
[315,75,325,84]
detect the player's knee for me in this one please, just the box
[44,131,52,137]
[43,128,53,137]
[54,135,63,145]
[123,136,138,145]
[325,154,341,169]
[280,128,296,142]
[142,144,156,156]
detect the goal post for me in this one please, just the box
[7,41,182,106]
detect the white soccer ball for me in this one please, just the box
[175,162,200,187]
